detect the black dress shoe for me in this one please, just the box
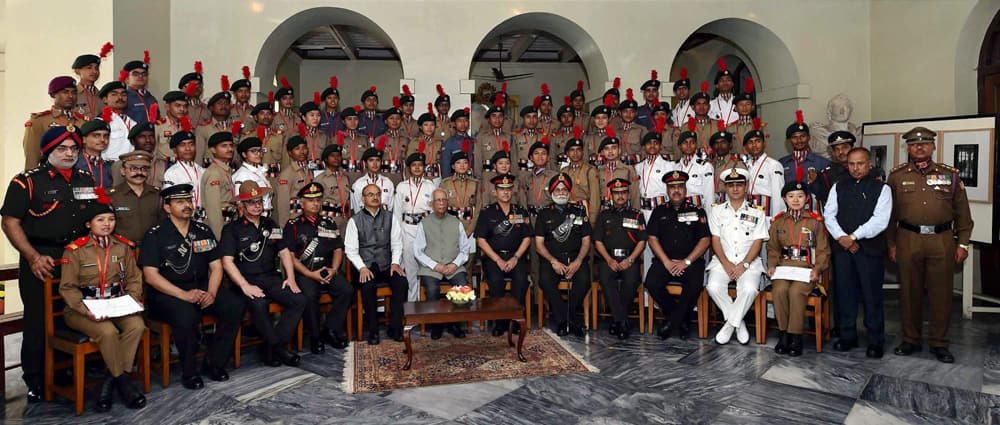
[447,323,467,339]
[116,376,146,409]
[866,345,884,359]
[930,347,955,363]
[774,331,789,355]
[657,323,673,340]
[617,323,630,341]
[205,366,229,382]
[787,334,803,357]
[678,323,690,340]
[324,332,349,350]
[387,327,404,342]
[608,322,620,337]
[26,388,43,403]
[182,375,204,390]
[310,336,326,354]
[367,331,380,345]
[430,325,444,340]
[491,325,507,337]
[262,346,281,367]
[274,347,302,366]
[555,322,570,337]
[568,322,585,338]
[833,339,858,352]
[96,375,114,412]
[894,342,921,356]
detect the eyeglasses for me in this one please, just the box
[127,166,151,173]
[53,145,80,154]
[363,192,380,198]
[246,148,263,154]
[432,198,448,203]
[130,71,148,77]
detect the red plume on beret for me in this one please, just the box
[700,81,709,94]
[576,80,584,91]
[626,88,634,102]
[651,69,658,81]
[573,125,582,139]
[795,110,804,125]
[184,81,198,97]
[402,84,412,97]
[280,77,290,89]
[330,76,338,89]
[297,122,306,137]
[717,118,726,132]
[336,131,344,146]
[94,187,111,206]
[180,116,192,133]
[393,96,400,108]
[603,94,615,108]
[541,134,551,146]
[744,77,754,94]
[502,140,509,153]
[679,67,688,80]
[613,77,621,90]
[494,96,504,108]
[257,126,265,140]
[231,120,242,136]
[267,91,275,105]
[541,83,550,96]
[462,139,469,153]
[687,117,696,132]
[368,85,376,94]
[563,96,571,106]
[376,135,388,151]
[532,96,541,109]
[753,117,763,131]
[148,104,158,120]
[242,66,251,80]
[99,42,114,59]
[655,116,666,134]
[193,60,202,74]
[606,126,616,138]
[101,106,112,123]
[353,105,361,112]
[717,58,727,72]
[118,69,128,83]
[427,102,434,114]
[652,98,661,107]
[313,91,321,105]
[463,107,470,114]
[143,50,150,64]
[500,82,507,93]
[220,75,230,92]
[436,84,445,96]
[418,139,426,154]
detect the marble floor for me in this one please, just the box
[4,294,1000,425]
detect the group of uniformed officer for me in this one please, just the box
[2,48,977,412]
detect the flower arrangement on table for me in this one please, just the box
[445,285,476,306]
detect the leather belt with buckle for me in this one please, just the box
[899,221,952,235]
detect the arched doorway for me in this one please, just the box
[254,7,403,107]
[669,18,800,156]
[467,12,609,131]
[978,10,1000,114]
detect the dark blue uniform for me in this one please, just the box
[475,202,532,330]
[282,215,353,342]
[357,111,386,143]
[644,201,710,335]
[534,204,592,331]
[593,206,646,327]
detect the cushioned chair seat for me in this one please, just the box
[53,328,89,344]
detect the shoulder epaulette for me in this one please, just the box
[113,234,136,247]
[809,211,823,222]
[937,163,959,173]
[192,221,212,232]
[712,202,723,207]
[77,168,93,175]
[890,163,908,173]
[31,110,52,119]
[771,212,785,222]
[65,235,91,250]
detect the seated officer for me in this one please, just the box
[283,182,354,351]
[60,193,146,411]
[414,188,472,339]
[645,171,711,340]
[534,173,592,337]
[593,178,646,340]
[221,181,307,365]
[139,184,245,390]
[705,168,768,345]
[475,173,532,336]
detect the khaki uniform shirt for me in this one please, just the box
[886,161,974,247]
[108,183,163,242]
[59,235,142,315]
[22,107,87,170]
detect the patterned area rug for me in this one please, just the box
[344,329,597,393]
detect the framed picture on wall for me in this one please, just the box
[940,129,994,203]
[860,133,897,176]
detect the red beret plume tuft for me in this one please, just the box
[368,85,376,94]
[541,83,550,96]
[563,96,571,106]
[464,107,470,114]
[118,69,128,82]
[220,75,230,92]
[576,80,584,91]
[606,126,616,138]
[257,126,265,140]
[418,139,426,154]
[393,96,400,108]
[95,187,111,206]
[242,66,251,80]
[280,77,290,89]
[795,110,804,125]
[143,50,150,64]
[180,116,192,133]
[330,76,338,89]
[494,96,504,108]
[436,84,445,96]
[500,82,507,93]
[626,88,634,102]
[573,125,582,139]
[462,139,469,153]
[753,117,763,131]
[267,91,274,104]
[717,119,726,132]
[687,117,696,132]
[679,67,688,80]
[402,84,412,97]
[700,81,709,94]
[313,91,321,105]
[651,69,658,81]
[532,96,541,109]
[427,102,434,114]
[502,140,509,153]
[744,77,754,94]
[148,104,158,121]
[337,131,344,146]
[613,77,621,89]
[603,94,614,108]
[717,58,727,72]
[353,105,361,112]
[541,135,550,145]
[193,60,202,74]
[99,42,114,59]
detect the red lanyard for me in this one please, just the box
[534,174,547,205]
[91,238,112,298]
[82,87,97,118]
[716,97,734,125]
[335,173,348,215]
[640,157,657,196]
[135,90,153,122]
[452,179,469,210]
[296,162,312,185]
[787,213,805,248]
[179,162,202,206]
[306,129,321,162]
[748,156,767,196]
[408,178,423,211]
[84,154,105,186]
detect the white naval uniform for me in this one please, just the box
[709,94,738,126]
[162,160,205,209]
[351,173,396,213]
[675,155,716,218]
[706,199,769,328]
[671,100,694,129]
[635,154,675,275]
[393,177,438,301]
[104,112,137,161]
[232,162,274,211]
[743,154,787,219]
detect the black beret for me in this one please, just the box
[128,122,154,140]
[418,111,435,126]
[251,101,273,116]
[162,90,188,104]
[207,91,232,106]
[785,122,810,139]
[72,54,100,70]
[230,79,251,91]
[98,81,127,98]
[286,136,307,152]
[122,60,147,72]
[80,120,110,136]
[237,137,262,155]
[362,147,382,161]
[449,151,469,167]
[169,131,195,148]
[321,143,342,161]
[340,107,358,120]
[406,152,426,167]
[299,101,319,116]
[207,131,234,148]
[781,180,809,197]
[450,108,469,121]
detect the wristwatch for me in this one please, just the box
[849,233,857,241]
[742,262,750,269]
[513,254,520,260]
[683,259,692,266]
[958,244,970,250]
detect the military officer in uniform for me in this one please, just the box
[201,131,238,239]
[283,182,354,351]
[222,175,306,367]
[595,129,641,209]
[562,135,602,223]
[743,121,786,218]
[534,173,592,337]
[111,122,166,189]
[59,194,147,411]
[314,144,353,233]
[887,126,973,363]
[645,171,711,340]
[274,136,314,226]
[139,184,245,390]
[351,148,396,213]
[23,76,87,170]
[706,168,768,345]
[2,126,94,402]
[394,152,437,301]
[475,174,532,336]
[109,151,164,243]
[593,178,646,340]
[815,131,857,204]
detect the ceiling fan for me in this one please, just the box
[472,34,534,82]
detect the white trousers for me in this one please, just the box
[706,269,761,328]
[401,222,422,302]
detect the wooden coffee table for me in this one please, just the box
[401,297,527,370]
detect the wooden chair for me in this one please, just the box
[44,278,151,415]
[705,282,764,340]
[478,280,531,330]
[535,280,591,330]
[591,282,646,334]
[148,314,225,389]
[754,271,832,352]
[645,283,710,339]
[355,286,395,338]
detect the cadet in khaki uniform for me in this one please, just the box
[480,148,526,207]
[686,82,718,156]
[513,100,546,173]
[195,79,234,167]
[298,94,330,167]
[711,120,746,203]
[314,144,353,233]
[562,137,601,223]
[479,88,515,136]
[583,97,615,166]
[406,107,445,183]
[434,85,455,141]
[338,106,369,177]
[109,151,164,243]
[247,94,285,170]
[60,196,147,411]
[765,181,830,357]
[595,129,640,210]
[474,99,513,177]
[439,152,481,239]
[615,89,647,163]
[72,43,112,120]
[569,81,590,134]
[379,97,410,185]
[399,85,419,139]
[725,78,758,145]
[229,66,254,124]
[274,136,313,227]
[154,90,192,160]
[179,63,210,127]
[201,131,238,239]
[593,178,647,340]
[547,113,578,170]
[887,126,973,363]
[23,76,88,170]
[538,84,559,134]
[272,77,300,136]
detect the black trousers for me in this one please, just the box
[296,272,353,338]
[833,250,885,346]
[358,266,408,332]
[147,283,245,378]
[483,255,530,329]
[538,254,591,328]
[243,273,307,346]
[18,245,63,390]
[645,259,706,329]
[597,260,642,323]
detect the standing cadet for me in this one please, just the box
[441,108,474,180]
[547,98,577,169]
[358,86,386,142]
[111,123,166,189]
[671,68,694,128]
[399,85,419,140]
[221,182,306,365]
[604,78,621,128]
[314,145,353,233]
[779,111,830,189]
[726,77,757,144]
[229,66,254,124]
[615,89,647,163]
[179,61,210,126]
[562,135,601,223]
[351,148,396,213]
[284,182,354,351]
[139,184,244,389]
[319,76,341,139]
[687,82,718,155]
[272,77,300,136]
[538,84,559,134]
[513,99,545,173]
[379,97,410,185]
[408,105,445,182]
[887,127,973,363]
[534,173,592,337]
[439,153,481,263]
[765,182,831,357]
[709,58,738,126]
[645,171,711,340]
[595,129,641,210]
[232,136,274,215]
[434,84,454,141]
[76,119,115,189]
[635,122,675,276]
[195,77,234,166]
[274,136,313,226]
[637,70,661,129]
[201,131,238,239]
[109,151,164,243]
[583,96,615,166]
[523,139,558,286]
[100,77,137,161]
[2,126,94,402]
[743,120,786,218]
[711,120,746,204]
[593,178,646,340]
[299,94,331,168]
[122,53,159,124]
[475,174,532,335]
[394,152,437,301]
[23,76,87,170]
[474,98,512,177]
[338,106,369,178]
[705,168,768,345]
[162,128,206,219]
[251,95,286,172]
[72,42,113,120]
[154,90,192,160]
[814,131,856,205]
[480,148,526,207]
[59,193,147,411]
[569,81,590,133]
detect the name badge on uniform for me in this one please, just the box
[318,229,339,239]
[269,228,283,240]
[191,239,216,253]
[623,218,639,229]
[739,213,759,225]
[613,248,627,257]
[926,174,951,186]
[678,212,698,223]
[73,187,97,200]
[114,206,131,212]
[901,181,915,186]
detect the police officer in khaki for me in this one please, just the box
[887,126,973,363]
[201,131,238,239]
[60,193,147,411]
[109,150,164,243]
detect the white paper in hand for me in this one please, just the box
[83,296,144,319]
[772,266,812,283]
